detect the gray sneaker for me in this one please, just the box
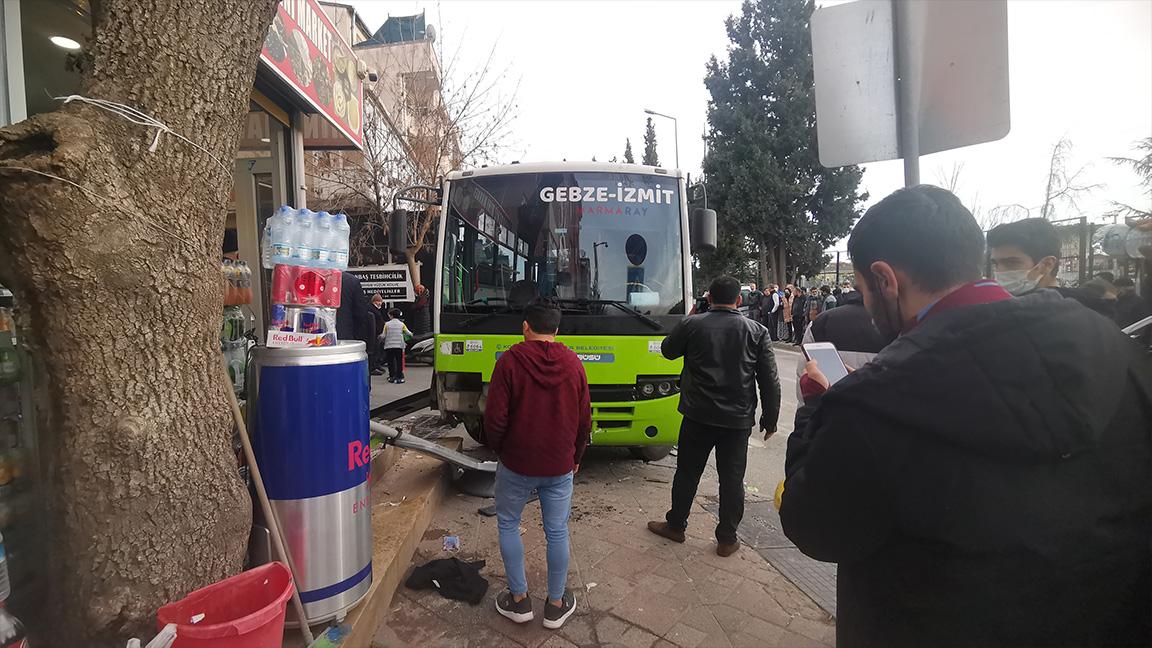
[495,590,534,623]
[543,590,576,629]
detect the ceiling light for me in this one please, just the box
[50,36,81,50]
[260,137,270,143]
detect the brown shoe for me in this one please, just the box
[716,540,740,557]
[647,521,686,543]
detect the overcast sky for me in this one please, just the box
[350,0,1152,250]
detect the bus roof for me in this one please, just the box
[445,161,684,181]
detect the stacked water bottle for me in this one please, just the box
[261,206,351,348]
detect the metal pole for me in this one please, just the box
[1079,216,1088,284]
[892,0,920,187]
[835,251,841,285]
[673,116,680,170]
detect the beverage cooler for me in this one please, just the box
[246,342,372,624]
[0,290,44,637]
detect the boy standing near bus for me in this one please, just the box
[484,299,591,630]
[379,308,411,383]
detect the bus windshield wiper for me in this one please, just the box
[553,298,663,331]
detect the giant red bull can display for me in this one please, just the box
[247,341,371,624]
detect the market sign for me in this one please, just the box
[347,265,414,302]
[260,0,364,149]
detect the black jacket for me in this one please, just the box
[807,291,886,354]
[791,292,808,320]
[336,273,377,352]
[661,307,781,430]
[1116,291,1151,329]
[783,290,1152,648]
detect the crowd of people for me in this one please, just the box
[742,280,862,345]
[476,184,1151,647]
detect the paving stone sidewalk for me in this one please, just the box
[372,447,835,648]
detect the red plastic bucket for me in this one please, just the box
[157,561,294,648]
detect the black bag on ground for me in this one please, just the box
[404,558,489,605]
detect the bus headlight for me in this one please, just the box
[636,376,679,400]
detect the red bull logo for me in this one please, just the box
[347,440,371,470]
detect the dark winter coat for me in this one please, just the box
[1116,291,1151,329]
[336,273,377,352]
[484,340,591,476]
[662,306,781,431]
[783,290,1152,648]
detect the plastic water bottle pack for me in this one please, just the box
[262,206,350,270]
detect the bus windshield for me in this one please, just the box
[440,171,686,334]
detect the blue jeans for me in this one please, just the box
[495,463,573,601]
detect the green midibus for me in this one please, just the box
[427,161,713,460]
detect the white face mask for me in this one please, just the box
[995,266,1043,296]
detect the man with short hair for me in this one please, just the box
[782,186,1152,647]
[987,218,1120,318]
[987,218,1063,295]
[485,299,590,630]
[648,276,781,556]
[765,284,783,341]
[744,282,762,319]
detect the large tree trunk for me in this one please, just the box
[756,238,769,287]
[0,0,278,643]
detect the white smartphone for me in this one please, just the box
[801,342,850,386]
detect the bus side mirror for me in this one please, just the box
[389,209,408,256]
[690,208,717,254]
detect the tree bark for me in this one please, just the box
[0,0,277,643]
[757,239,769,287]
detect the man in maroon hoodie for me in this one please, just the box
[484,299,591,630]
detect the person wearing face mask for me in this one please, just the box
[781,185,1152,648]
[986,218,1063,295]
[986,218,1120,321]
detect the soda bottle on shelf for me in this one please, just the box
[221,261,233,306]
[0,532,10,601]
[0,603,25,648]
[222,306,245,344]
[0,315,17,386]
[270,205,296,265]
[238,262,252,305]
[333,213,351,269]
[293,209,316,267]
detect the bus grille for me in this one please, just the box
[589,385,636,402]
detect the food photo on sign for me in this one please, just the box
[259,0,363,145]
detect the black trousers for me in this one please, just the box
[385,348,404,380]
[792,318,805,345]
[666,417,750,543]
[767,311,780,340]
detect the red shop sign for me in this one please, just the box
[260,0,364,149]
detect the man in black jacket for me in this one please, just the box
[648,276,781,556]
[782,185,1152,648]
[336,272,377,355]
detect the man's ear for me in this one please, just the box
[869,261,900,300]
[1038,255,1059,278]
[736,294,743,307]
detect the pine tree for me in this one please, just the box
[623,138,635,164]
[701,0,866,285]
[642,118,659,166]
